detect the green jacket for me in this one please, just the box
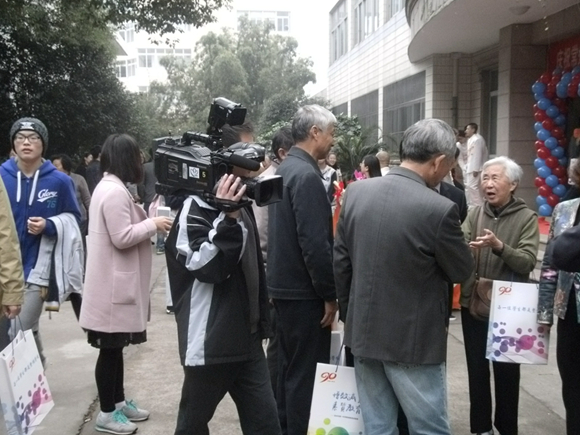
[460,198,539,307]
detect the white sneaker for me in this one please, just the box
[121,400,150,422]
[95,410,137,434]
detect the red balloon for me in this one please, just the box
[553,166,567,178]
[537,146,551,159]
[540,72,552,84]
[559,176,569,186]
[547,194,560,207]
[568,82,578,97]
[550,77,561,86]
[546,84,556,99]
[542,118,555,130]
[539,184,552,197]
[545,156,559,169]
[558,138,568,147]
[551,127,565,139]
[533,103,539,111]
[534,111,547,122]
[534,177,546,188]
[535,140,545,150]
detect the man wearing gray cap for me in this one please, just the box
[0,117,80,366]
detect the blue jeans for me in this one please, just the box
[355,357,451,435]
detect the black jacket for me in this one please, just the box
[165,196,272,366]
[267,147,336,301]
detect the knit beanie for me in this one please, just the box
[10,117,49,155]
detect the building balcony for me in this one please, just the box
[405,0,579,62]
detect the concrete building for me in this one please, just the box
[326,0,580,208]
[114,0,335,95]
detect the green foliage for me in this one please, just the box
[149,17,316,138]
[0,0,228,158]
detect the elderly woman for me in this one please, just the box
[537,159,580,435]
[460,156,539,435]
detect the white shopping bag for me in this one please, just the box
[0,329,54,435]
[308,363,365,435]
[486,280,550,365]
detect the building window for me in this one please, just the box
[330,0,348,64]
[118,22,134,43]
[138,48,192,68]
[384,0,404,23]
[383,72,426,147]
[351,90,380,142]
[115,58,137,78]
[237,10,290,31]
[353,0,379,46]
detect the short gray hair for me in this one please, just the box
[400,119,456,163]
[482,156,523,184]
[292,105,336,143]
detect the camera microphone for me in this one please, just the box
[227,153,261,172]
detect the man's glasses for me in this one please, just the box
[14,134,41,144]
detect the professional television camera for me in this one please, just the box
[154,97,283,209]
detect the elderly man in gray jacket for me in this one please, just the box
[334,118,474,435]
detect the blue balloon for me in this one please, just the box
[546,105,560,118]
[557,83,568,99]
[538,165,552,178]
[534,121,543,131]
[545,136,558,149]
[553,184,568,197]
[551,146,565,158]
[534,92,545,101]
[562,72,573,83]
[537,129,551,141]
[534,158,546,169]
[572,66,580,75]
[532,81,546,94]
[559,157,569,167]
[539,204,553,216]
[546,174,559,187]
[553,67,563,75]
[536,195,548,206]
[537,98,551,110]
[555,114,566,126]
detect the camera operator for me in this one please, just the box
[165,164,281,435]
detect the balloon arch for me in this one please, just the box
[532,66,580,216]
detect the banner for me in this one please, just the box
[308,363,365,435]
[0,330,54,435]
[486,280,550,365]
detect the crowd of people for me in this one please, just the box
[0,110,579,435]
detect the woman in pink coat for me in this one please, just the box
[79,134,173,435]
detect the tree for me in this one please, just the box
[0,0,229,157]
[149,17,316,136]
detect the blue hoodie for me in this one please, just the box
[0,158,81,280]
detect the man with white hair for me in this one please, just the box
[376,150,391,175]
[268,105,338,435]
[334,118,473,434]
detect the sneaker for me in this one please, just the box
[156,248,165,255]
[95,410,137,434]
[449,315,457,321]
[121,400,150,422]
[166,306,174,315]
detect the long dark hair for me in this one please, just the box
[363,154,382,178]
[100,134,143,184]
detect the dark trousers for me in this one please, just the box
[274,299,331,435]
[95,347,125,412]
[557,293,580,435]
[461,307,520,435]
[174,334,280,435]
[266,303,278,398]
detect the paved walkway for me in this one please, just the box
[2,251,567,434]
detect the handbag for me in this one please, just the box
[486,280,550,364]
[308,362,365,435]
[0,327,54,435]
[468,206,493,321]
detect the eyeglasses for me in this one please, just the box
[14,134,41,144]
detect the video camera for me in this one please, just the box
[154,97,283,208]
